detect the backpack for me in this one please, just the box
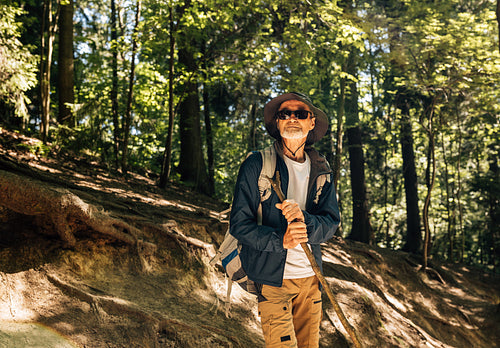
[210,145,329,316]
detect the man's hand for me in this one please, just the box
[282,221,308,249]
[276,200,308,249]
[275,199,305,223]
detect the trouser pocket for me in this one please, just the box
[293,294,322,348]
[258,285,297,348]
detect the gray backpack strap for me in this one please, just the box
[313,173,331,205]
[258,145,276,199]
[257,145,275,224]
[246,145,276,224]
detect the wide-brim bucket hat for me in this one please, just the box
[263,92,329,144]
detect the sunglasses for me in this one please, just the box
[276,109,313,120]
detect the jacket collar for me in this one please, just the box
[273,141,331,174]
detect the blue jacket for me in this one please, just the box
[229,142,341,287]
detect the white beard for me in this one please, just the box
[281,128,308,139]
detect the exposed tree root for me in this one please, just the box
[424,315,467,328]
[143,220,215,256]
[404,255,421,268]
[0,169,139,246]
[45,270,159,323]
[424,267,446,285]
[349,247,384,263]
[45,270,241,347]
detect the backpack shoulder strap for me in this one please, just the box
[260,145,276,181]
[258,145,276,200]
[256,145,276,224]
[313,173,331,205]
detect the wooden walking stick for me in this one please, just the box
[266,172,363,348]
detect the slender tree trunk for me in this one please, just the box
[441,132,455,262]
[200,43,214,191]
[40,0,49,140]
[332,72,345,238]
[57,0,74,126]
[382,110,391,248]
[247,103,257,152]
[487,143,499,272]
[111,0,120,169]
[456,110,464,262]
[334,70,345,192]
[121,0,141,175]
[398,92,422,253]
[40,0,58,143]
[496,0,500,53]
[422,106,436,269]
[159,4,176,188]
[160,0,188,188]
[203,82,215,192]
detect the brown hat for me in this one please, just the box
[263,92,329,144]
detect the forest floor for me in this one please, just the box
[0,127,499,348]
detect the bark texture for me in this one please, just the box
[57,0,74,125]
[398,95,422,253]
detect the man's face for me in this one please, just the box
[276,100,316,140]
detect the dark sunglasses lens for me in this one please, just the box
[276,110,311,120]
[277,110,291,120]
[295,110,310,119]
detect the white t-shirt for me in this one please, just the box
[282,154,315,279]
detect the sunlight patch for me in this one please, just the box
[0,321,78,348]
[385,293,407,312]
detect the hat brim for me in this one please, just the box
[263,93,328,144]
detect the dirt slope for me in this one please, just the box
[0,128,499,348]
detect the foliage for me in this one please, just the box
[0,3,37,120]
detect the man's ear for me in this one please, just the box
[309,116,316,130]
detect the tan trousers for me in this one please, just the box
[258,276,322,348]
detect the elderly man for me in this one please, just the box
[229,92,341,347]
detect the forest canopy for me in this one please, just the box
[0,0,499,272]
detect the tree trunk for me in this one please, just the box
[159,5,175,188]
[422,110,436,269]
[346,126,372,243]
[441,132,455,262]
[496,0,500,53]
[203,83,215,193]
[177,44,212,196]
[382,110,391,248]
[121,0,141,175]
[57,0,74,126]
[456,110,464,262]
[40,0,58,143]
[111,0,120,169]
[344,52,372,244]
[333,71,345,192]
[398,93,422,253]
[487,143,500,272]
[247,103,257,152]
